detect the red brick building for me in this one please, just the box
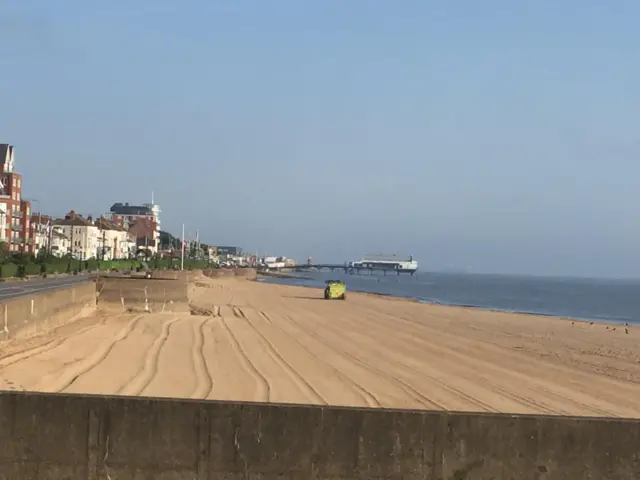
[0,144,33,253]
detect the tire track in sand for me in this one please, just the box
[220,316,270,402]
[189,316,214,399]
[118,317,182,396]
[32,315,144,393]
[0,319,107,373]
[305,307,499,413]
[344,304,555,414]
[352,304,609,416]
[281,313,442,410]
[255,310,380,407]
[238,307,327,405]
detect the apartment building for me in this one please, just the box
[53,211,99,260]
[104,201,161,253]
[30,214,71,258]
[0,144,33,252]
[94,217,136,260]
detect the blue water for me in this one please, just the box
[260,271,640,325]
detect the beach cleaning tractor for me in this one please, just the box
[324,280,346,300]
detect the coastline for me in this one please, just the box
[257,276,635,326]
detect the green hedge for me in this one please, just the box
[44,263,68,274]
[23,263,41,276]
[0,258,212,278]
[99,260,141,271]
[0,263,18,278]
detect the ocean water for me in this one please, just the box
[259,270,640,325]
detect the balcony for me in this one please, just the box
[11,224,21,231]
[12,211,21,218]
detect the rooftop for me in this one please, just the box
[362,254,413,263]
[110,202,153,216]
[53,210,94,227]
[95,217,126,231]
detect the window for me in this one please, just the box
[17,179,20,188]
[12,177,15,187]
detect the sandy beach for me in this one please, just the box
[1,274,639,417]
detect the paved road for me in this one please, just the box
[0,275,91,302]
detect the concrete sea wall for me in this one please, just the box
[96,277,189,313]
[203,267,257,281]
[0,391,638,479]
[0,282,96,343]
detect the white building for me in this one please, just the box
[50,227,70,257]
[95,217,136,260]
[53,211,99,260]
[30,215,72,258]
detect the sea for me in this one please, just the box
[259,270,640,325]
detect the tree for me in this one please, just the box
[159,230,180,250]
[0,242,10,264]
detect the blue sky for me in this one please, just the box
[1,1,639,277]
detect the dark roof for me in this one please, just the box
[30,214,54,225]
[0,144,12,164]
[362,254,411,262]
[54,212,94,227]
[95,217,125,231]
[110,202,152,216]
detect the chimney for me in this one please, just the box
[87,215,93,222]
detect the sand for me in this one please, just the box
[1,275,639,417]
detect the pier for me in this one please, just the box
[270,263,416,276]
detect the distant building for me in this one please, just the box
[30,213,54,257]
[128,216,158,255]
[105,200,161,253]
[95,217,136,260]
[50,228,70,257]
[217,246,242,256]
[0,144,33,253]
[53,211,99,260]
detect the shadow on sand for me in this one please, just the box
[282,295,326,301]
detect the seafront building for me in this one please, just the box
[52,211,100,260]
[104,198,161,254]
[94,217,136,260]
[0,144,34,253]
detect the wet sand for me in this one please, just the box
[1,275,639,417]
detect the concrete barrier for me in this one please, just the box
[0,391,638,479]
[96,277,189,313]
[0,282,96,342]
[203,268,257,281]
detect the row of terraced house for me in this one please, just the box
[1,143,162,260]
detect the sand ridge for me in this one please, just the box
[0,275,639,417]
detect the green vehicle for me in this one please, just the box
[324,280,346,300]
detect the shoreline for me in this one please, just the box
[257,276,635,326]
